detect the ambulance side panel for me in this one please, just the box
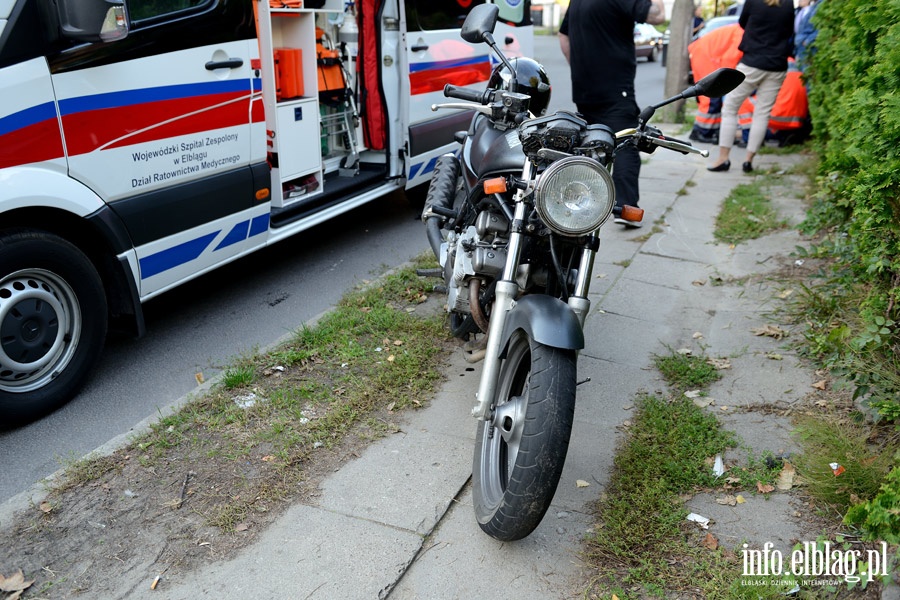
[48,0,267,299]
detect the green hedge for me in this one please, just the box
[803,0,900,545]
[807,0,900,287]
[804,0,900,404]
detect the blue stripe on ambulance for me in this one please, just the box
[409,156,439,181]
[215,221,249,251]
[57,79,252,115]
[140,213,271,279]
[0,102,58,135]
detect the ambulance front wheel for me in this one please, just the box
[0,231,108,427]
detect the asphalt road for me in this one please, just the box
[0,34,670,507]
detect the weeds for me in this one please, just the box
[792,414,896,510]
[714,182,787,245]
[653,347,722,391]
[46,255,451,533]
[583,394,739,595]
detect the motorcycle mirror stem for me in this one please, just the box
[637,67,745,127]
[460,4,517,78]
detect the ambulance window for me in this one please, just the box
[406,0,486,31]
[128,0,211,23]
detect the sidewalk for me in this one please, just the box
[118,144,852,599]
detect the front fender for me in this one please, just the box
[499,295,585,355]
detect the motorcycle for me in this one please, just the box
[420,4,744,541]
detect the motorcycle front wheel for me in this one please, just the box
[472,330,577,541]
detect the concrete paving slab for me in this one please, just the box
[581,311,672,368]
[388,484,593,600]
[128,503,425,600]
[624,251,717,291]
[319,426,471,535]
[597,276,690,324]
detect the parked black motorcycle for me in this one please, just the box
[421,4,744,541]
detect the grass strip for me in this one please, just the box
[714,182,787,245]
[52,255,450,528]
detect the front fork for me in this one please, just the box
[471,162,597,420]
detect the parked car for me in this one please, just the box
[634,22,664,62]
[694,15,739,40]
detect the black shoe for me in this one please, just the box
[707,160,731,172]
[742,161,753,173]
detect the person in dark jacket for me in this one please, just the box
[558,0,665,227]
[706,0,794,173]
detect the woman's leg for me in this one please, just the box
[712,64,758,166]
[745,69,788,160]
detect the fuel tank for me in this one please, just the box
[461,114,526,190]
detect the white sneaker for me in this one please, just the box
[614,217,643,228]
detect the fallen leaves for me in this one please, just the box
[0,570,34,600]
[775,462,796,490]
[702,532,719,550]
[751,324,787,339]
[756,481,775,494]
[706,357,732,370]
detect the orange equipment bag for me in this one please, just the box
[316,27,347,105]
[274,48,304,101]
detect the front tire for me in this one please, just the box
[472,330,577,541]
[0,231,108,426]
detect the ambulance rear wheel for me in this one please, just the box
[0,231,108,427]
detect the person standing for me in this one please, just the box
[794,0,821,73]
[706,0,795,174]
[692,4,706,36]
[558,0,665,228]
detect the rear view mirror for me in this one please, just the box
[690,68,745,99]
[56,0,130,42]
[461,4,499,44]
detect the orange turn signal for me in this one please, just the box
[483,177,507,195]
[256,188,271,201]
[620,205,644,223]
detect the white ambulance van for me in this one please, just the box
[0,0,532,424]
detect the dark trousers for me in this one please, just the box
[577,92,641,208]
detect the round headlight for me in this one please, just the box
[534,157,615,236]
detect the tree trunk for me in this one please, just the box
[660,0,695,122]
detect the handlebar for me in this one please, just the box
[648,132,708,157]
[443,83,493,105]
[616,127,709,158]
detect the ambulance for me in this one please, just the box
[0,0,532,423]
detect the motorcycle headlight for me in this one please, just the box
[534,157,615,236]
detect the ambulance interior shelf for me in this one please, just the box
[316,25,360,177]
[258,0,366,208]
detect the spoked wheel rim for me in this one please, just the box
[476,333,531,509]
[0,269,82,393]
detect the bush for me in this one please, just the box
[845,466,900,544]
[803,0,900,424]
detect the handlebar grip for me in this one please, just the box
[443,84,490,104]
